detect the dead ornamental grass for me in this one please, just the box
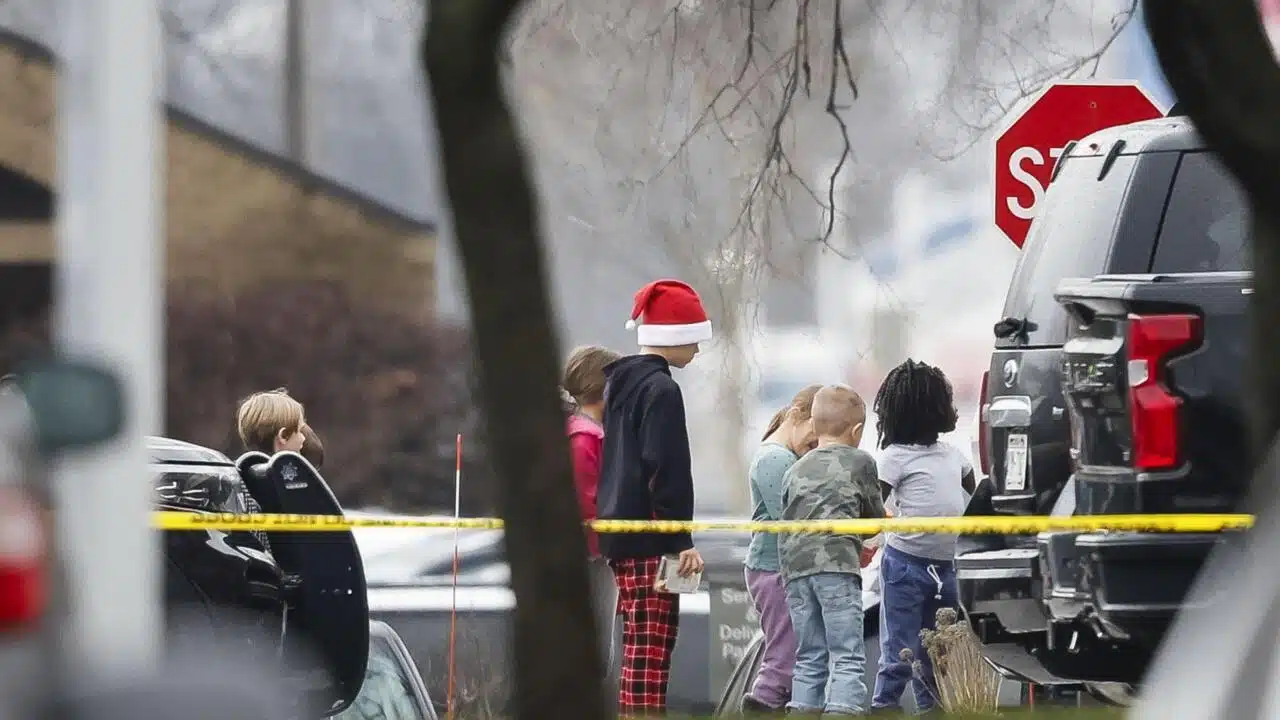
[907,607,1001,715]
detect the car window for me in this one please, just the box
[362,531,504,585]
[998,154,1137,348]
[335,636,425,720]
[1150,152,1251,273]
[153,469,251,514]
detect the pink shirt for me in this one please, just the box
[567,413,604,556]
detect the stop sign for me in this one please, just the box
[993,82,1164,248]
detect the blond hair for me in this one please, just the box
[761,384,823,442]
[237,388,305,454]
[563,345,621,407]
[811,384,866,438]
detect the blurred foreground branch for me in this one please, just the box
[1140,1,1280,717]
[421,1,606,719]
[1144,0,1280,465]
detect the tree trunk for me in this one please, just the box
[716,308,750,513]
[1143,0,1280,468]
[422,2,606,719]
[1138,3,1280,715]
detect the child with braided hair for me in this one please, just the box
[869,359,976,714]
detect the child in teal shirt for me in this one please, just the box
[742,385,820,712]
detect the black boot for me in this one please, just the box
[741,695,787,715]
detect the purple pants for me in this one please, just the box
[745,568,797,708]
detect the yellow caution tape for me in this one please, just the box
[153,511,1256,535]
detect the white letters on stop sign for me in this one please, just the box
[1006,145,1067,220]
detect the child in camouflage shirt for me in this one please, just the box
[779,384,886,715]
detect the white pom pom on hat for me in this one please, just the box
[624,318,637,330]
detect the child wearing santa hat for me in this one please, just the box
[597,279,711,715]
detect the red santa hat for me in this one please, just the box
[624,279,713,347]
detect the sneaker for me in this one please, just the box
[741,695,786,714]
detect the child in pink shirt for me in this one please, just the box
[563,345,621,555]
[567,410,606,555]
[563,345,623,677]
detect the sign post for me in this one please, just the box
[54,0,164,687]
[993,82,1164,248]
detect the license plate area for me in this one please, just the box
[1005,433,1028,492]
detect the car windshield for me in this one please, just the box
[334,635,425,720]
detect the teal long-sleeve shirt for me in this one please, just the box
[744,442,799,572]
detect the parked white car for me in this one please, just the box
[352,515,752,715]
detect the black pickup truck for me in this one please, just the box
[959,115,1251,701]
[1052,269,1249,651]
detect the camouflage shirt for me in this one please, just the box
[778,444,885,583]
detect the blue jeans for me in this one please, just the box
[872,545,959,713]
[784,572,867,715]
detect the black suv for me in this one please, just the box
[959,115,1251,694]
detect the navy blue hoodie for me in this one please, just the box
[597,354,695,559]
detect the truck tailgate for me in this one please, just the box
[1055,271,1251,515]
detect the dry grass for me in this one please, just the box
[435,627,510,720]
[907,606,1001,714]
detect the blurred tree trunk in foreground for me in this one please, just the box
[421,1,606,719]
[1142,2,1280,715]
[1144,0,1280,470]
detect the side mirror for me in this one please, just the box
[4,359,124,454]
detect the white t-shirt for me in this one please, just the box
[880,442,973,562]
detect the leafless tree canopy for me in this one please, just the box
[497,0,1139,512]
[508,0,1137,293]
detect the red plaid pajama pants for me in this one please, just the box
[611,556,680,716]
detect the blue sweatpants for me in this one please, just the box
[871,545,958,713]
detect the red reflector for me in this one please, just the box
[1126,313,1199,471]
[978,370,991,476]
[0,489,46,629]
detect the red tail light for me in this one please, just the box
[977,370,991,476]
[0,488,46,629]
[1126,313,1200,471]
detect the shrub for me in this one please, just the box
[0,280,497,514]
[915,607,1000,714]
[166,280,496,514]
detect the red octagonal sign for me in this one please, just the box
[994,82,1163,248]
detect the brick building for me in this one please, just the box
[0,28,437,340]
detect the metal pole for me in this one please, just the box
[285,0,310,164]
[53,0,164,687]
